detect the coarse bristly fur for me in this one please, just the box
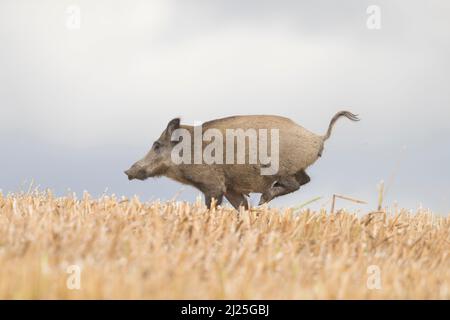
[125,111,360,209]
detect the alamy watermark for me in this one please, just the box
[66,5,81,30]
[366,5,381,30]
[66,264,82,290]
[170,125,280,175]
[366,265,382,290]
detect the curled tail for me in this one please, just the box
[323,110,360,141]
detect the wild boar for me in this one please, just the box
[124,111,359,209]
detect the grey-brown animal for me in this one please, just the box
[125,111,359,209]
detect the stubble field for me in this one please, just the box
[0,191,448,299]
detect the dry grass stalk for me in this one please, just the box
[330,194,367,214]
[0,191,448,299]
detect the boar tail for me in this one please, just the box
[323,111,360,141]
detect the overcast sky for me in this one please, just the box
[1,0,449,213]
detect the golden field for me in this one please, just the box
[0,191,449,299]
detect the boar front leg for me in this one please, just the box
[258,176,300,205]
[225,190,249,210]
[204,192,224,209]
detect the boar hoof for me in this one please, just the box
[258,193,271,206]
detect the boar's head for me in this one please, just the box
[124,118,180,181]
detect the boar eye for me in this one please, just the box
[153,142,161,152]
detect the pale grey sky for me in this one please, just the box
[1,0,449,213]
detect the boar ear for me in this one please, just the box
[165,118,180,137]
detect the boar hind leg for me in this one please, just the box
[258,176,300,205]
[225,190,249,210]
[205,192,224,209]
[295,170,311,186]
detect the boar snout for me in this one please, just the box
[124,164,147,181]
[124,169,134,180]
